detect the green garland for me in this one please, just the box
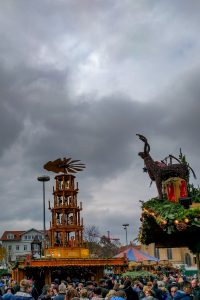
[138,197,200,251]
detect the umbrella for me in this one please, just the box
[114,246,159,263]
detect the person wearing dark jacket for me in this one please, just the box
[191,280,200,300]
[123,280,139,300]
[98,279,108,298]
[152,282,163,300]
[13,279,35,300]
[53,283,67,300]
[173,282,193,300]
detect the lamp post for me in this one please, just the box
[122,223,129,245]
[37,175,50,250]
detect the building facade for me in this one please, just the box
[0,228,45,263]
[141,243,196,268]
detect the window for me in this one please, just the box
[16,245,19,251]
[7,234,14,239]
[154,247,160,259]
[24,245,28,251]
[28,235,31,240]
[8,245,12,251]
[167,248,172,260]
[185,253,192,267]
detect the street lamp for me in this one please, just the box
[37,175,50,248]
[122,223,129,245]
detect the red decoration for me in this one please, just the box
[180,179,188,198]
[167,183,176,202]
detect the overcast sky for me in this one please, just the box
[0,0,200,246]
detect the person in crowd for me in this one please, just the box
[191,279,200,300]
[90,287,103,300]
[2,288,15,300]
[76,283,84,293]
[11,282,20,295]
[116,290,127,300]
[66,288,79,300]
[152,281,163,300]
[52,287,59,299]
[106,281,114,291]
[141,287,157,300]
[79,288,89,300]
[173,282,193,300]
[98,279,108,298]
[123,280,139,300]
[105,290,117,300]
[132,281,144,299]
[0,281,5,296]
[31,281,39,300]
[38,285,51,300]
[54,283,67,300]
[85,282,95,293]
[165,285,178,300]
[13,279,35,300]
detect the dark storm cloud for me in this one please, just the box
[0,0,200,242]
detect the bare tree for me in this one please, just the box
[84,225,100,242]
[84,225,101,257]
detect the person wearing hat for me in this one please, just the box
[13,279,34,300]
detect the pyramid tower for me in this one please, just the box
[44,158,89,258]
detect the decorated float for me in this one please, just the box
[136,135,200,276]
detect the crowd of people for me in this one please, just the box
[0,273,199,300]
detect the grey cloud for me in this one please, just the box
[1,0,200,243]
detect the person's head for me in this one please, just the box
[191,279,198,288]
[170,286,178,296]
[20,279,32,293]
[54,279,60,285]
[146,281,153,288]
[51,282,57,290]
[145,291,153,298]
[52,287,58,295]
[143,288,153,298]
[77,282,84,290]
[99,279,106,287]
[66,288,78,300]
[42,284,51,295]
[106,289,117,300]
[116,290,126,299]
[46,287,54,296]
[183,282,192,294]
[93,287,102,296]
[5,288,14,294]
[86,281,94,291]
[79,288,88,298]
[58,283,67,294]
